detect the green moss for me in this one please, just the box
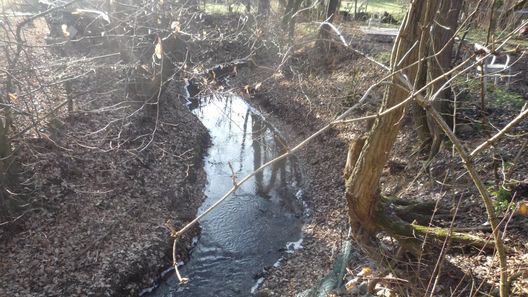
[493,185,512,202]
[375,202,491,250]
[410,224,489,246]
[491,185,518,213]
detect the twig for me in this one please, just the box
[10,100,69,140]
[470,105,528,157]
[172,236,189,284]
[227,161,238,188]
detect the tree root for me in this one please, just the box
[375,203,493,251]
[409,224,492,250]
[381,196,455,225]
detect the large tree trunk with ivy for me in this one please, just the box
[344,0,439,243]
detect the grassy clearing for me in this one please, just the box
[454,75,525,110]
[202,0,408,19]
[463,29,528,51]
[365,0,407,15]
[341,0,408,19]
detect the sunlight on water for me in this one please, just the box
[149,94,304,297]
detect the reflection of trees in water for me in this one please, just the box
[238,108,251,173]
[252,114,265,195]
[195,95,301,196]
[220,96,233,135]
[251,113,300,197]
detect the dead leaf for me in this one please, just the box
[358,267,372,277]
[345,277,360,290]
[171,21,180,33]
[8,93,16,102]
[155,39,163,60]
[518,201,528,216]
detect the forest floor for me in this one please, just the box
[2,8,528,297]
[0,18,209,297]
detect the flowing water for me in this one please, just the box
[148,94,305,297]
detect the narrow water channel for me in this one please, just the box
[149,94,305,297]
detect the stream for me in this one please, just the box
[148,94,305,297]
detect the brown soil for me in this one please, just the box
[0,19,209,297]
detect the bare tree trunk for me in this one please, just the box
[1,39,15,221]
[411,0,462,156]
[282,0,294,29]
[410,0,462,157]
[424,0,463,158]
[282,0,303,40]
[345,0,438,241]
[318,0,340,52]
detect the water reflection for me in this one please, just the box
[150,94,303,297]
[252,113,300,198]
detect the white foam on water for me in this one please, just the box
[273,257,283,268]
[250,277,265,294]
[295,189,304,200]
[286,237,303,253]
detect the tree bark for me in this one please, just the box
[345,0,439,241]
[318,0,340,52]
[246,0,251,13]
[409,0,462,157]
[282,0,303,40]
[282,0,295,29]
[424,0,463,158]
